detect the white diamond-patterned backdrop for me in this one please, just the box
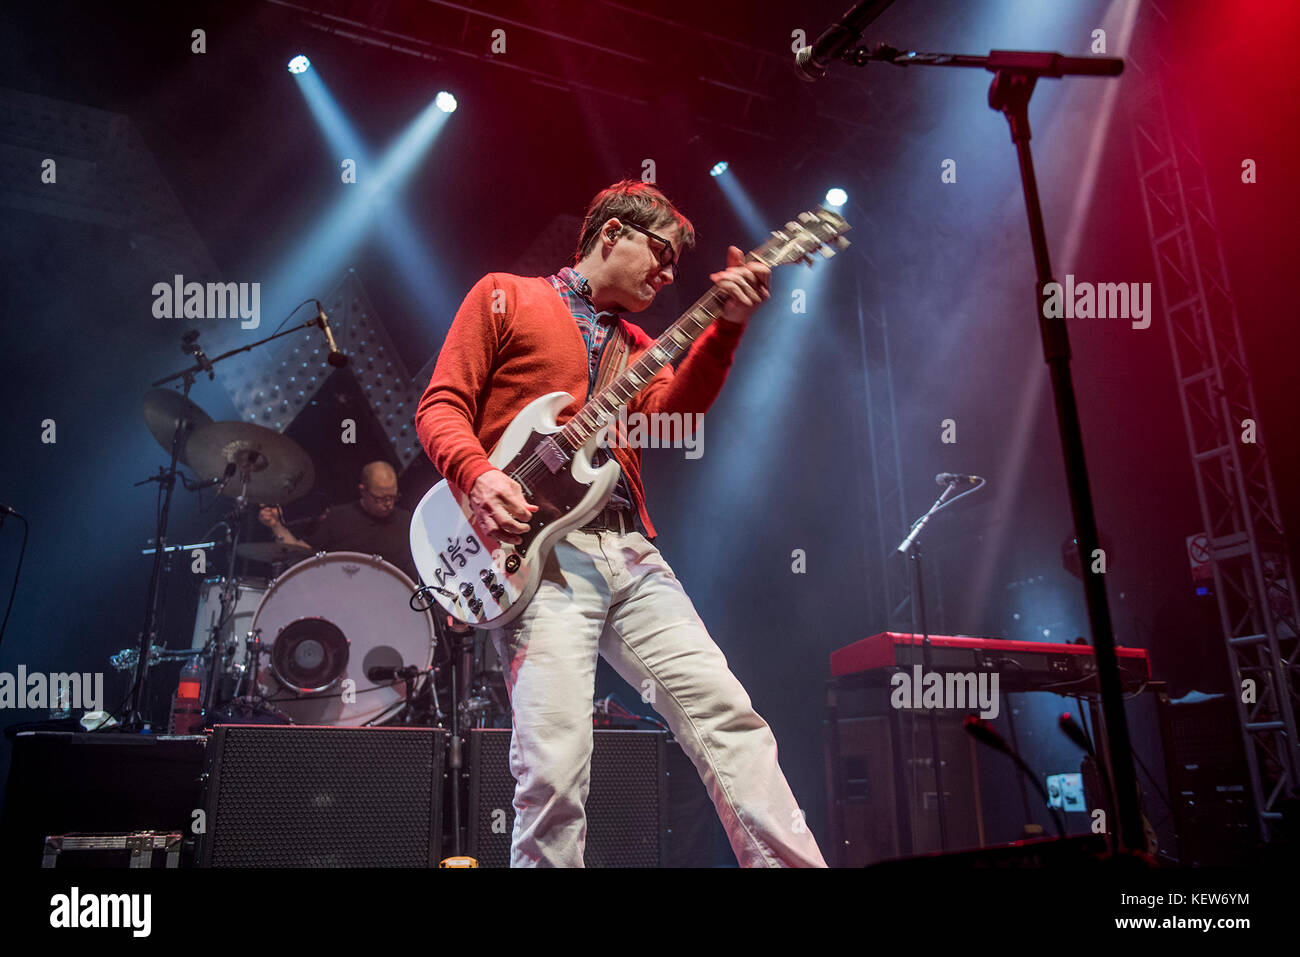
[214,269,424,470]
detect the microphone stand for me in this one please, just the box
[843,42,1140,856]
[436,614,470,859]
[202,480,252,718]
[150,308,335,390]
[125,363,199,730]
[123,301,333,729]
[897,483,958,852]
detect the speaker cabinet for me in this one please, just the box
[826,683,983,867]
[1156,690,1256,865]
[197,725,445,867]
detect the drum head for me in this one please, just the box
[250,552,435,726]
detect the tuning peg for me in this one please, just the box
[819,246,835,259]
[836,237,851,250]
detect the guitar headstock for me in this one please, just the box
[754,207,852,269]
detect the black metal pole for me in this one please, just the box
[127,379,192,727]
[834,44,1142,853]
[989,67,1141,855]
[908,544,948,851]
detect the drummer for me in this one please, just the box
[258,461,417,582]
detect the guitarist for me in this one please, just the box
[416,180,826,867]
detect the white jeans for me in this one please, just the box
[490,528,827,867]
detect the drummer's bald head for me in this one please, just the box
[361,461,396,487]
[358,461,399,517]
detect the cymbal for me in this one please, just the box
[185,421,315,504]
[237,541,313,564]
[142,389,214,466]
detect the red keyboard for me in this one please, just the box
[830,632,1151,692]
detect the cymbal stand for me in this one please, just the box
[201,464,261,717]
[125,365,200,730]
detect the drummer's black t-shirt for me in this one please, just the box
[308,501,417,581]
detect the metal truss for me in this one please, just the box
[1129,78,1300,841]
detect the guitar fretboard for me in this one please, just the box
[538,206,849,458]
[557,282,736,450]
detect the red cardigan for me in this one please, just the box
[415,272,747,539]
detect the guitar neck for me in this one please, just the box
[557,283,733,449]
[553,206,850,451]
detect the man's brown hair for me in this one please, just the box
[573,179,697,265]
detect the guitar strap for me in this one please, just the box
[592,320,631,453]
[593,320,631,395]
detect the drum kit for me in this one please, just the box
[116,328,507,734]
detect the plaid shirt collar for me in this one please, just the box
[548,267,621,324]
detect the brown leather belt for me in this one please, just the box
[579,505,636,533]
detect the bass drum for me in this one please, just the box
[250,552,435,726]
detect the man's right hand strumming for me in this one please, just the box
[468,470,538,546]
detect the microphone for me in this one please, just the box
[794,0,896,81]
[367,664,422,683]
[208,462,237,489]
[963,715,1011,755]
[181,329,215,379]
[314,301,349,368]
[936,472,984,486]
[1059,712,1095,756]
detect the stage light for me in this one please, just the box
[825,188,847,207]
[268,82,457,362]
[710,161,729,177]
[288,55,311,75]
[435,91,458,113]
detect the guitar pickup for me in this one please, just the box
[536,436,570,474]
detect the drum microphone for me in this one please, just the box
[204,462,237,489]
[181,329,215,379]
[367,664,422,682]
[314,301,349,368]
[794,0,896,81]
[936,472,984,486]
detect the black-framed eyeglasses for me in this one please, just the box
[622,222,678,273]
[363,489,401,506]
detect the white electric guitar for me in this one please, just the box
[410,206,851,628]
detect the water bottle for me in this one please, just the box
[48,682,72,721]
[169,657,205,734]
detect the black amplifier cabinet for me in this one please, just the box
[197,724,445,867]
[825,678,986,867]
[1155,690,1257,866]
